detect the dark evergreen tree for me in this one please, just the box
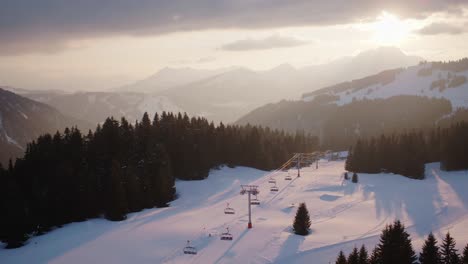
[336,250,348,264]
[462,244,468,264]
[293,202,311,236]
[348,247,359,264]
[104,160,128,221]
[419,232,441,264]
[358,244,369,264]
[2,167,29,248]
[440,232,460,264]
[374,220,417,264]
[352,173,359,183]
[368,247,380,264]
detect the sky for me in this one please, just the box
[1,0,468,91]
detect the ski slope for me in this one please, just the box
[2,160,468,264]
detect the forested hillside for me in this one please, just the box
[0,88,92,165]
[237,95,452,150]
[0,112,317,248]
[346,122,468,178]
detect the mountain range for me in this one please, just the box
[237,58,468,148]
[0,88,92,165]
[0,47,429,163]
[13,47,423,125]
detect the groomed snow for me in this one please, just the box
[1,161,468,264]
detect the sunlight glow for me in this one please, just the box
[372,12,410,45]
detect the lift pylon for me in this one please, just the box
[240,185,259,229]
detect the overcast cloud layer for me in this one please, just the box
[1,0,467,55]
[221,35,307,51]
[418,22,467,35]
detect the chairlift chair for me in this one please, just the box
[224,203,235,215]
[220,228,233,241]
[183,240,197,255]
[250,195,260,205]
[284,173,292,180]
[270,183,279,192]
[268,178,276,184]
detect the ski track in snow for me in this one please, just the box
[2,161,468,264]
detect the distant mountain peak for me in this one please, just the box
[357,46,405,56]
[354,46,422,63]
[269,63,296,72]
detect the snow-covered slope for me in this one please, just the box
[2,160,468,264]
[303,63,468,110]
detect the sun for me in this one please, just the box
[372,12,410,46]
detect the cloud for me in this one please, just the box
[221,35,308,51]
[170,57,216,65]
[1,0,467,54]
[196,57,216,63]
[417,22,466,35]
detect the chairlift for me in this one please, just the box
[250,195,260,205]
[183,240,197,255]
[268,177,276,184]
[220,228,233,241]
[270,183,279,192]
[224,203,235,215]
[284,174,292,180]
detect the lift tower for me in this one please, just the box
[240,185,259,229]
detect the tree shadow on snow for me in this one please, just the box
[275,232,306,262]
[433,167,468,211]
[0,218,119,264]
[362,164,445,236]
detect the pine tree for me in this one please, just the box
[419,232,441,264]
[348,247,359,264]
[2,170,29,248]
[368,247,380,264]
[104,160,128,221]
[462,244,468,264]
[352,173,359,183]
[441,232,460,264]
[336,250,348,264]
[345,146,354,172]
[375,220,417,264]
[358,244,369,264]
[293,202,311,236]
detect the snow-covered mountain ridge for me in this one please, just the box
[303,61,468,110]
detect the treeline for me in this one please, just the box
[0,112,317,248]
[346,122,468,179]
[335,220,468,264]
[323,96,452,150]
[238,95,454,152]
[426,57,468,72]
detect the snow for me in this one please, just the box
[136,95,182,116]
[303,64,468,110]
[17,110,28,120]
[0,112,24,150]
[2,161,468,264]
